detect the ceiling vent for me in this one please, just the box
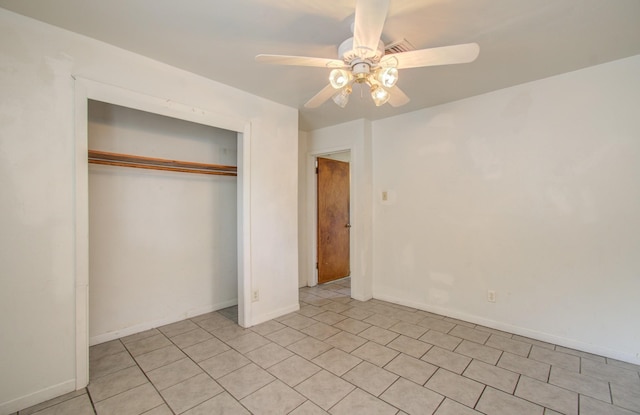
[384,39,415,55]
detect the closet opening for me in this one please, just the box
[74,77,252,389]
[87,100,239,347]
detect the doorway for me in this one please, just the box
[304,124,374,302]
[317,156,351,284]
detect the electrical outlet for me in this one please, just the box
[487,290,496,303]
[252,290,259,302]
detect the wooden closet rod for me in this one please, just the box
[88,150,237,176]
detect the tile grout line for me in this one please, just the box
[512,372,523,397]
[608,381,614,410]
[472,384,488,411]
[122,334,177,415]
[84,384,99,415]
[285,399,308,414]
[375,376,409,414]
[577,391,581,415]
[187,337,249,411]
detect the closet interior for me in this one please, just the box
[87,100,239,347]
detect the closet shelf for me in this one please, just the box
[88,150,237,176]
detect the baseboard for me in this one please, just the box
[0,379,75,415]
[250,303,300,326]
[89,299,238,345]
[373,292,640,366]
[351,292,373,302]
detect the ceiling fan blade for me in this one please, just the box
[256,54,346,68]
[304,84,337,109]
[388,86,410,107]
[382,43,480,69]
[353,0,390,58]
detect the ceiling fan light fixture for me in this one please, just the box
[329,69,352,89]
[332,86,352,108]
[377,66,399,88]
[255,1,480,110]
[370,84,390,106]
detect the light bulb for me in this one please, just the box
[329,69,352,89]
[370,85,390,106]
[332,86,352,108]
[376,67,399,88]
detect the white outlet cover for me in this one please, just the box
[380,189,396,204]
[487,290,496,302]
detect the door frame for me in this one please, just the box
[306,147,352,288]
[73,77,252,389]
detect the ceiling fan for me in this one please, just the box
[255,0,480,109]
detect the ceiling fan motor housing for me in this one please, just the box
[352,62,371,79]
[339,37,385,66]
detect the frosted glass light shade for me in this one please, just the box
[371,85,390,106]
[377,67,398,88]
[329,69,352,89]
[332,87,351,108]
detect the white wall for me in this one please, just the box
[88,101,238,344]
[373,55,640,364]
[306,120,374,300]
[0,8,298,414]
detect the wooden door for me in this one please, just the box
[317,157,350,284]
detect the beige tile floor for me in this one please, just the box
[16,278,640,415]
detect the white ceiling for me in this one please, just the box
[2,0,640,131]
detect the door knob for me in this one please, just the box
[345,223,351,228]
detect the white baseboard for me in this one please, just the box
[373,292,640,366]
[250,303,300,326]
[0,379,75,415]
[351,292,373,302]
[89,299,238,345]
